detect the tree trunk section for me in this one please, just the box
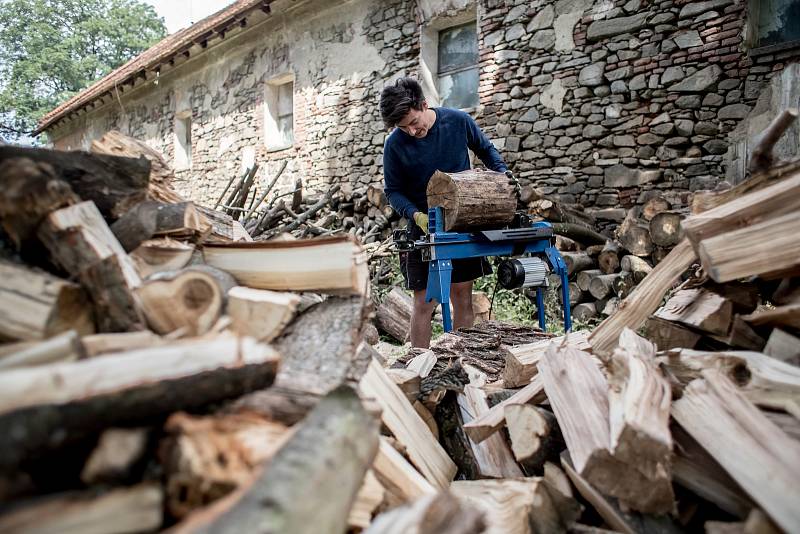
[598,241,621,274]
[426,169,516,232]
[561,252,594,276]
[649,212,682,248]
[0,145,151,220]
[376,286,412,343]
[617,212,653,257]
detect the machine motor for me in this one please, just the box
[497,256,550,289]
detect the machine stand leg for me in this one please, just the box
[536,287,546,332]
[559,271,572,332]
[426,259,454,332]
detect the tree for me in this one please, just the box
[0,0,167,142]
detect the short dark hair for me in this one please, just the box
[380,77,425,128]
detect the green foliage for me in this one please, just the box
[0,0,167,140]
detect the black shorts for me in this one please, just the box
[400,248,492,291]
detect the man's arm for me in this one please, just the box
[465,115,509,173]
[383,146,419,220]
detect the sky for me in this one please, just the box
[143,0,237,34]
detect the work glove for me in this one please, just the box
[506,170,521,199]
[413,211,429,234]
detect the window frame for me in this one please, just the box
[747,0,800,56]
[264,73,295,152]
[436,21,480,110]
[173,110,192,171]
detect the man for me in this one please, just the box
[381,77,511,348]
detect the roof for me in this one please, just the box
[35,0,272,135]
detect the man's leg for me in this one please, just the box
[411,290,438,348]
[451,280,475,331]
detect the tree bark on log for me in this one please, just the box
[561,252,594,276]
[576,269,602,292]
[620,255,652,283]
[274,296,368,395]
[0,145,151,220]
[588,273,618,300]
[0,260,94,341]
[0,336,279,472]
[642,196,670,221]
[551,223,608,246]
[174,386,379,534]
[0,330,86,370]
[572,302,597,323]
[365,491,486,534]
[426,169,516,231]
[376,286,413,343]
[0,157,79,249]
[505,403,563,474]
[110,201,159,252]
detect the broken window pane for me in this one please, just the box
[265,79,293,150]
[438,22,479,109]
[756,0,800,48]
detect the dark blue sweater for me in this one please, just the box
[383,107,508,220]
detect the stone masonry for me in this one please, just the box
[45,0,800,239]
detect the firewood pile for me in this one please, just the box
[0,110,798,534]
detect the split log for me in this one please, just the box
[367,184,388,209]
[160,411,293,519]
[129,238,194,278]
[472,291,492,322]
[562,251,594,276]
[658,348,800,413]
[38,201,144,332]
[654,288,733,336]
[90,130,181,204]
[154,201,212,240]
[672,370,800,532]
[0,483,163,534]
[407,350,437,378]
[692,159,800,214]
[81,428,149,485]
[589,239,696,355]
[274,296,368,394]
[505,404,561,473]
[503,331,591,388]
[696,210,800,283]
[456,385,523,479]
[0,330,85,370]
[643,316,701,351]
[110,200,159,251]
[450,478,545,534]
[620,255,652,283]
[708,315,765,351]
[360,359,457,489]
[373,437,436,502]
[0,336,279,471]
[0,157,79,248]
[0,145,151,220]
[349,471,384,531]
[742,303,800,331]
[540,342,669,514]
[462,375,546,443]
[560,455,683,534]
[588,273,619,300]
[426,169,516,231]
[764,329,800,363]
[174,386,379,534]
[197,206,253,243]
[671,424,754,519]
[0,260,94,341]
[203,235,368,295]
[227,286,300,342]
[577,269,602,292]
[136,266,236,336]
[642,196,670,221]
[649,211,682,247]
[706,282,759,314]
[616,212,653,257]
[387,368,421,403]
[598,241,620,274]
[682,167,800,245]
[81,331,164,357]
[365,491,485,534]
[607,329,674,513]
[572,303,597,323]
[377,286,413,343]
[226,385,320,426]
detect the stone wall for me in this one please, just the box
[477,0,800,225]
[47,0,799,236]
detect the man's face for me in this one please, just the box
[396,103,431,138]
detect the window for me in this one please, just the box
[750,0,800,53]
[265,76,294,151]
[174,111,191,170]
[438,22,479,109]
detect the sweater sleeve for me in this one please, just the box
[383,144,419,220]
[465,114,509,173]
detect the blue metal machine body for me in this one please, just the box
[422,206,572,333]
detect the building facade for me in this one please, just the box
[38,0,800,227]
